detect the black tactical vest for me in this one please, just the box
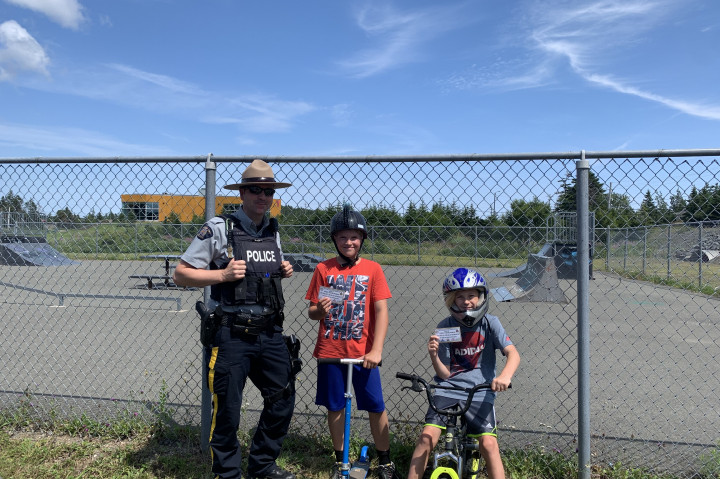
[210,217,285,314]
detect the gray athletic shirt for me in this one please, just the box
[434,313,513,401]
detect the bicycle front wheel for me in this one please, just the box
[430,466,459,479]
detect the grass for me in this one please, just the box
[2,400,718,479]
[3,426,718,479]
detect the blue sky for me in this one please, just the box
[0,0,719,159]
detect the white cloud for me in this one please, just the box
[439,58,555,92]
[107,63,204,96]
[215,94,316,133]
[4,0,86,30]
[337,3,473,78]
[583,72,720,120]
[66,64,317,134]
[0,121,174,156]
[0,20,49,80]
[526,0,720,120]
[330,104,354,127]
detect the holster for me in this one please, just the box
[264,333,302,404]
[284,333,302,379]
[196,301,220,347]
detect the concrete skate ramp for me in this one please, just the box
[488,243,553,279]
[0,237,79,266]
[285,253,324,272]
[490,253,568,303]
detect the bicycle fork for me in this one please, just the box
[431,430,481,479]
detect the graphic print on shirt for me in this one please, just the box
[323,274,368,341]
[449,330,485,376]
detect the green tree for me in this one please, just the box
[684,184,720,222]
[0,191,42,217]
[0,190,24,213]
[555,170,608,213]
[669,189,687,221]
[502,198,551,227]
[653,193,672,224]
[53,207,80,223]
[638,190,658,225]
[403,201,432,226]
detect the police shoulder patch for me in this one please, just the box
[196,225,214,240]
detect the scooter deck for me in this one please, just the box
[348,463,369,479]
[348,445,370,479]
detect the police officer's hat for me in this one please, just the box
[223,159,292,190]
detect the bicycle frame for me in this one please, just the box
[397,372,506,479]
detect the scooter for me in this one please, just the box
[317,358,372,479]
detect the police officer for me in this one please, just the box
[174,160,296,479]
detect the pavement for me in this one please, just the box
[1,260,718,472]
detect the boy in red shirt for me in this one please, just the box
[305,205,397,479]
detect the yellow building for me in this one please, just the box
[120,194,281,222]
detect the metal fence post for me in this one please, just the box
[417,225,421,263]
[623,228,628,271]
[642,226,647,275]
[698,223,703,289]
[576,153,591,479]
[201,153,216,453]
[666,224,672,280]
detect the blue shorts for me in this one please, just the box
[315,362,386,413]
[424,394,498,437]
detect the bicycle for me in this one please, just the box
[396,372,511,479]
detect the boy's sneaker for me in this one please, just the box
[331,462,343,479]
[376,461,399,479]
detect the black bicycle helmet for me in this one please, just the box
[330,204,367,266]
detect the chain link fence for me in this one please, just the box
[1,152,719,476]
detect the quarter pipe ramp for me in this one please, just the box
[490,253,568,303]
[0,236,79,266]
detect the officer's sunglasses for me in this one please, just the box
[246,186,276,196]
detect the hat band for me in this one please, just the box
[242,177,276,183]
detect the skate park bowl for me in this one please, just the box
[0,235,79,266]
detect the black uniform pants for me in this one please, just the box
[206,326,295,478]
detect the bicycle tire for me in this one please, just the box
[430,466,459,479]
[463,451,481,479]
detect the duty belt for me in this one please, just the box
[220,312,275,336]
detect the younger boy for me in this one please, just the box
[406,268,520,479]
[305,205,397,479]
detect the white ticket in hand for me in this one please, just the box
[319,286,345,304]
[434,327,462,343]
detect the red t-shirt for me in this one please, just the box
[305,257,392,359]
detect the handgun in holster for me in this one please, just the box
[284,333,302,379]
[196,301,221,347]
[264,333,303,404]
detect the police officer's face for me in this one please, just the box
[239,186,274,223]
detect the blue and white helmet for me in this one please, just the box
[442,267,488,327]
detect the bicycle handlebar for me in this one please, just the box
[396,372,511,417]
[317,358,383,366]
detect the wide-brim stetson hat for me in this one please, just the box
[223,159,292,190]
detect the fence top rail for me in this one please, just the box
[1,149,719,165]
